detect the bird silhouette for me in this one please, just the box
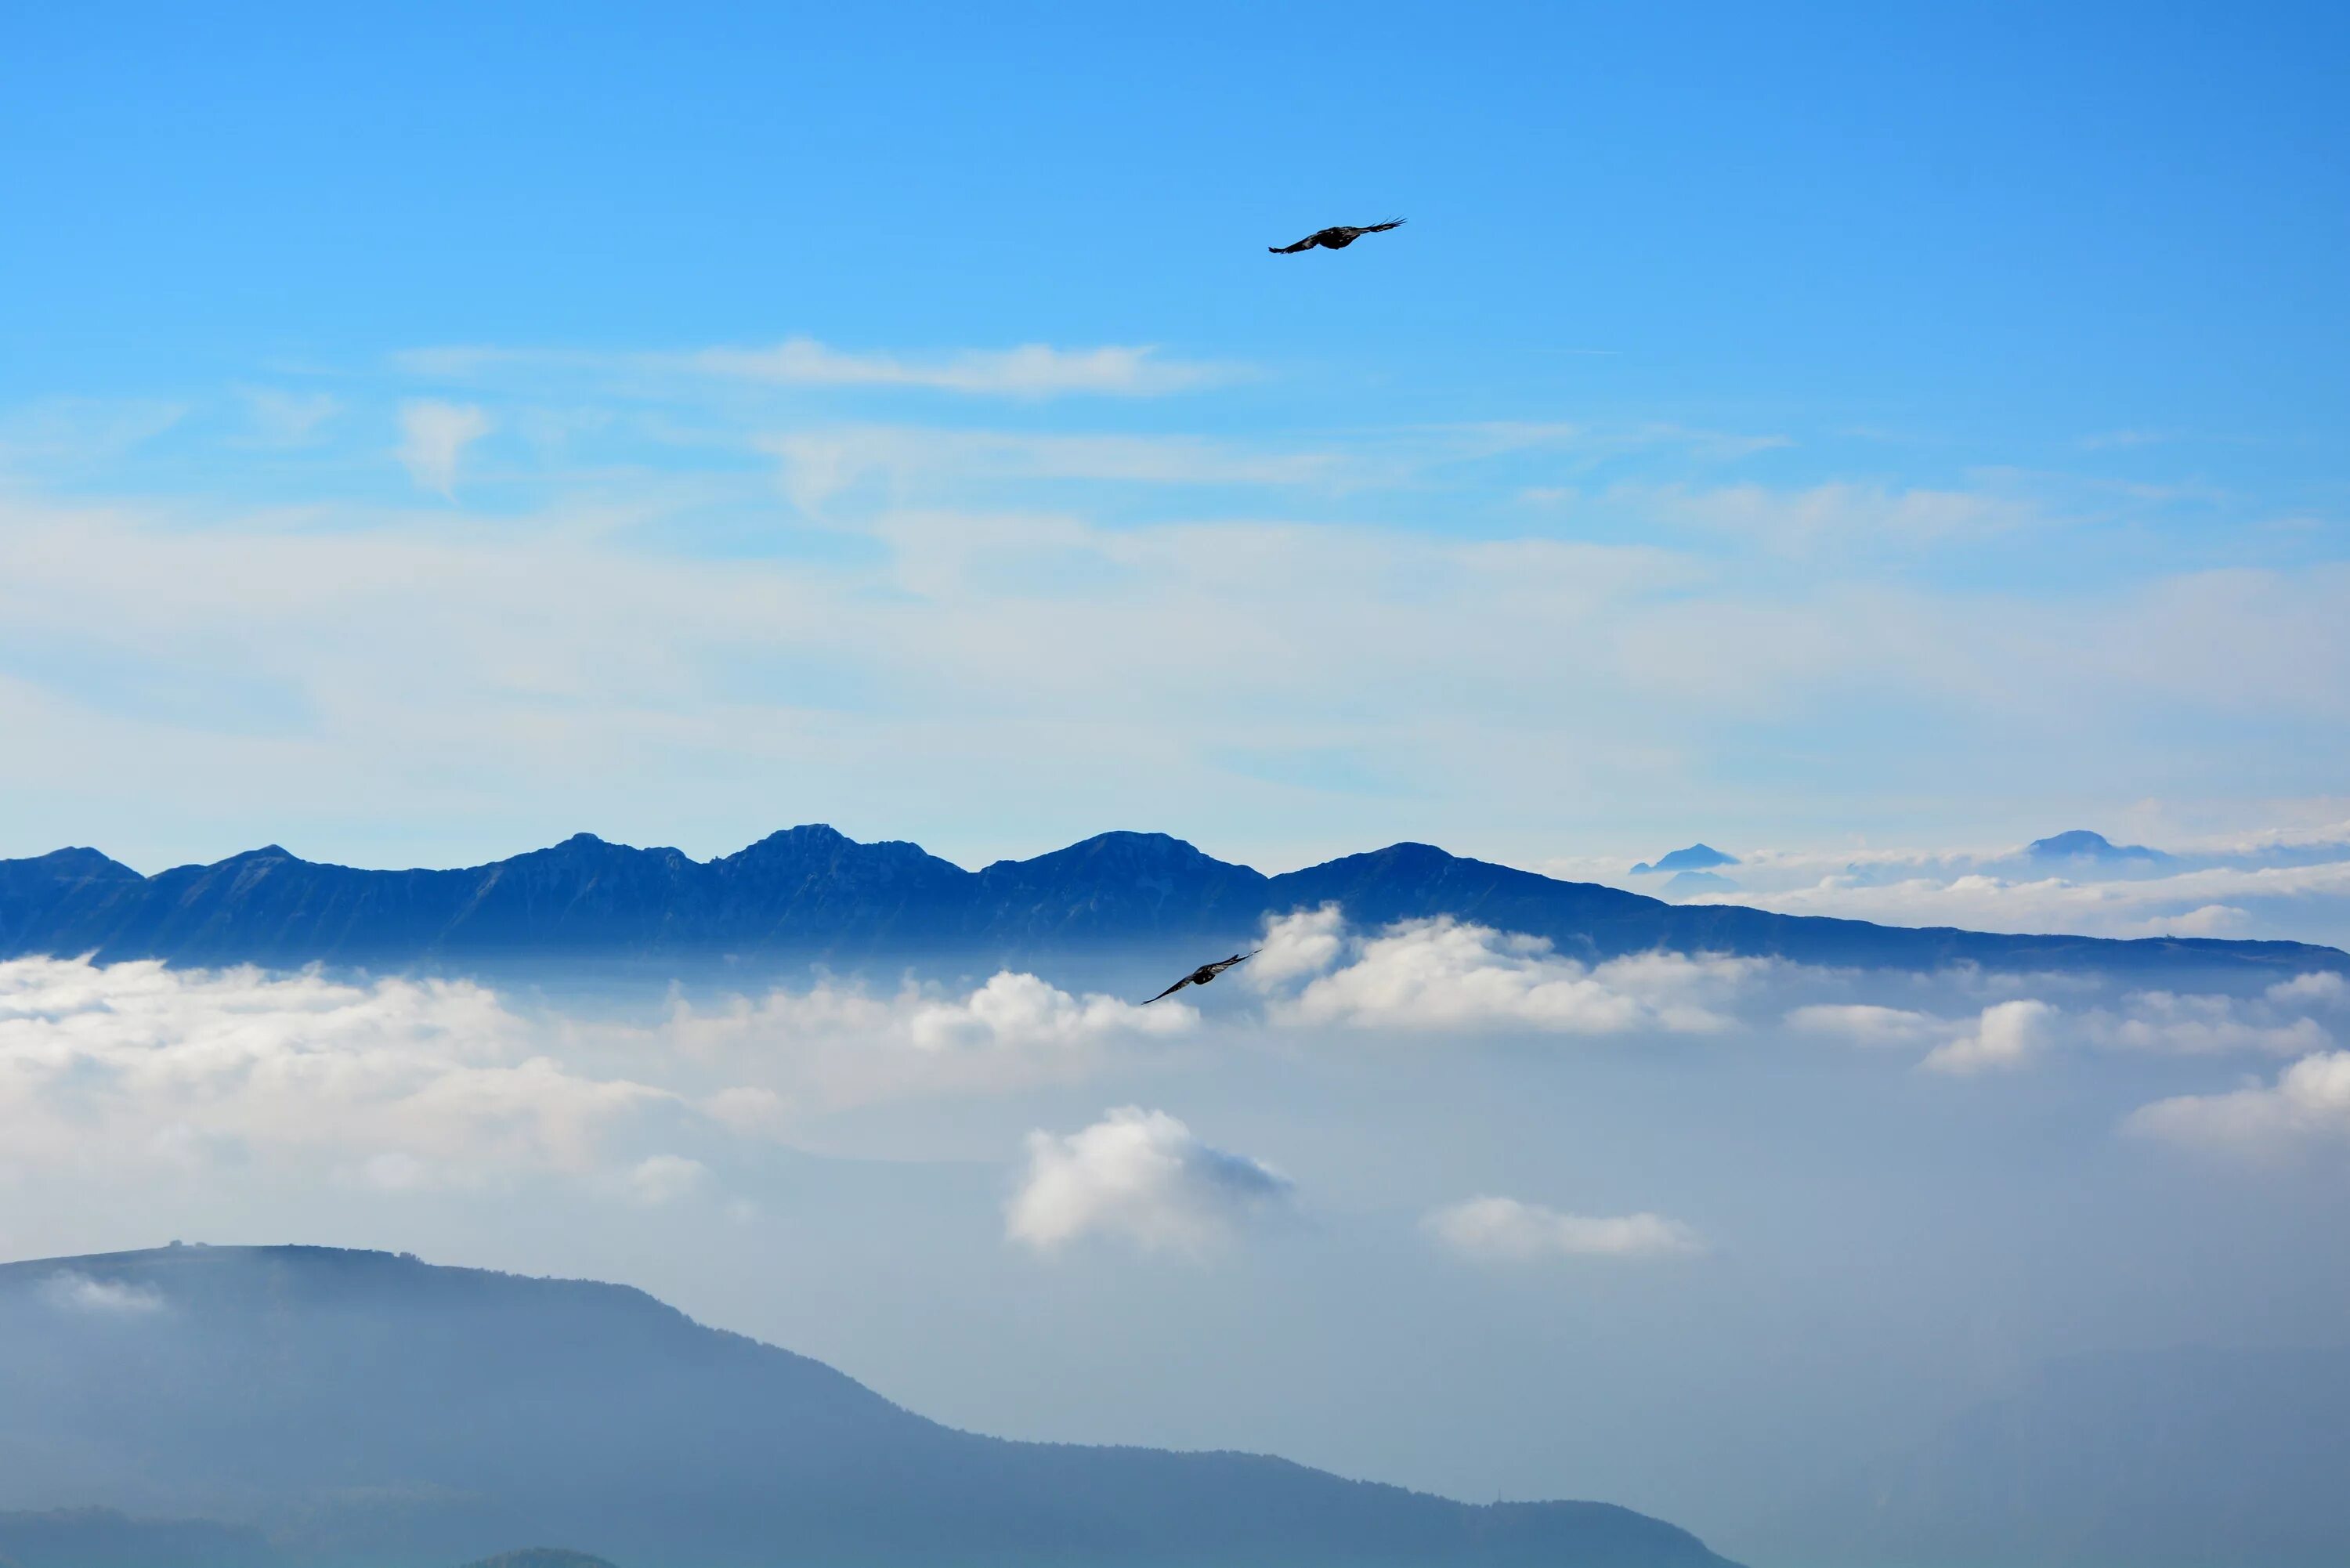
[1268,219,1405,255]
[1141,950,1259,1004]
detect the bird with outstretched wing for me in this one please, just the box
[1268,219,1405,254]
[1141,950,1260,1005]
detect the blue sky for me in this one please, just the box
[3,0,2348,876]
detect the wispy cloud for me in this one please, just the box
[238,387,342,447]
[761,425,1339,512]
[1424,1196,1703,1261]
[1007,1107,1292,1256]
[40,1270,167,1316]
[396,337,1236,398]
[694,338,1231,396]
[394,400,493,497]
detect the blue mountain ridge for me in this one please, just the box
[0,827,2337,974]
[0,1245,1739,1568]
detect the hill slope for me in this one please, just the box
[0,1245,1736,1568]
[1,828,2338,976]
[1755,1344,2350,1568]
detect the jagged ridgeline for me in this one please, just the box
[2,826,2340,974]
[0,1245,1738,1568]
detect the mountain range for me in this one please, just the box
[1,827,2338,974]
[0,1245,1737,1568]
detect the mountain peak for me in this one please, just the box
[1630,843,1738,875]
[2026,829,2169,864]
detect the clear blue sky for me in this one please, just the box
[4,1,2347,872]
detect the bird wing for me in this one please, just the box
[1206,948,1260,976]
[1268,234,1321,254]
[1363,219,1406,233]
[1141,975,1194,1005]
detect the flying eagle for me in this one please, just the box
[1141,950,1260,1005]
[1268,219,1406,255]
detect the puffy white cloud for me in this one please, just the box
[1006,1107,1291,1256]
[1424,1196,1703,1261]
[394,399,491,496]
[1267,916,1754,1035]
[1922,999,2059,1075]
[1250,905,1347,988]
[2128,1051,2350,1154]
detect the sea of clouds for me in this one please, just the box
[2,904,2341,1265]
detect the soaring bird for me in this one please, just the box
[1268,219,1405,255]
[1141,950,1259,1005]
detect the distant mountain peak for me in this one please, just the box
[1630,843,1739,875]
[2026,829,2170,863]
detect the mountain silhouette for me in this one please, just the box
[0,1245,1738,1568]
[1629,844,1739,875]
[0,827,2336,975]
[2025,829,2174,866]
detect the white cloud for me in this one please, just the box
[1424,1196,1703,1261]
[0,955,678,1190]
[1006,1107,1291,1256]
[1629,480,2038,555]
[1784,1003,1943,1048]
[1249,905,1348,988]
[696,338,1227,397]
[761,426,1335,513]
[40,1270,166,1316]
[2081,990,2332,1057]
[240,387,341,446]
[651,971,1192,1118]
[394,399,492,496]
[1268,916,1754,1035]
[625,1153,710,1207]
[1921,999,2059,1074]
[9,472,2349,873]
[2127,1051,2350,1154]
[395,338,1234,398]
